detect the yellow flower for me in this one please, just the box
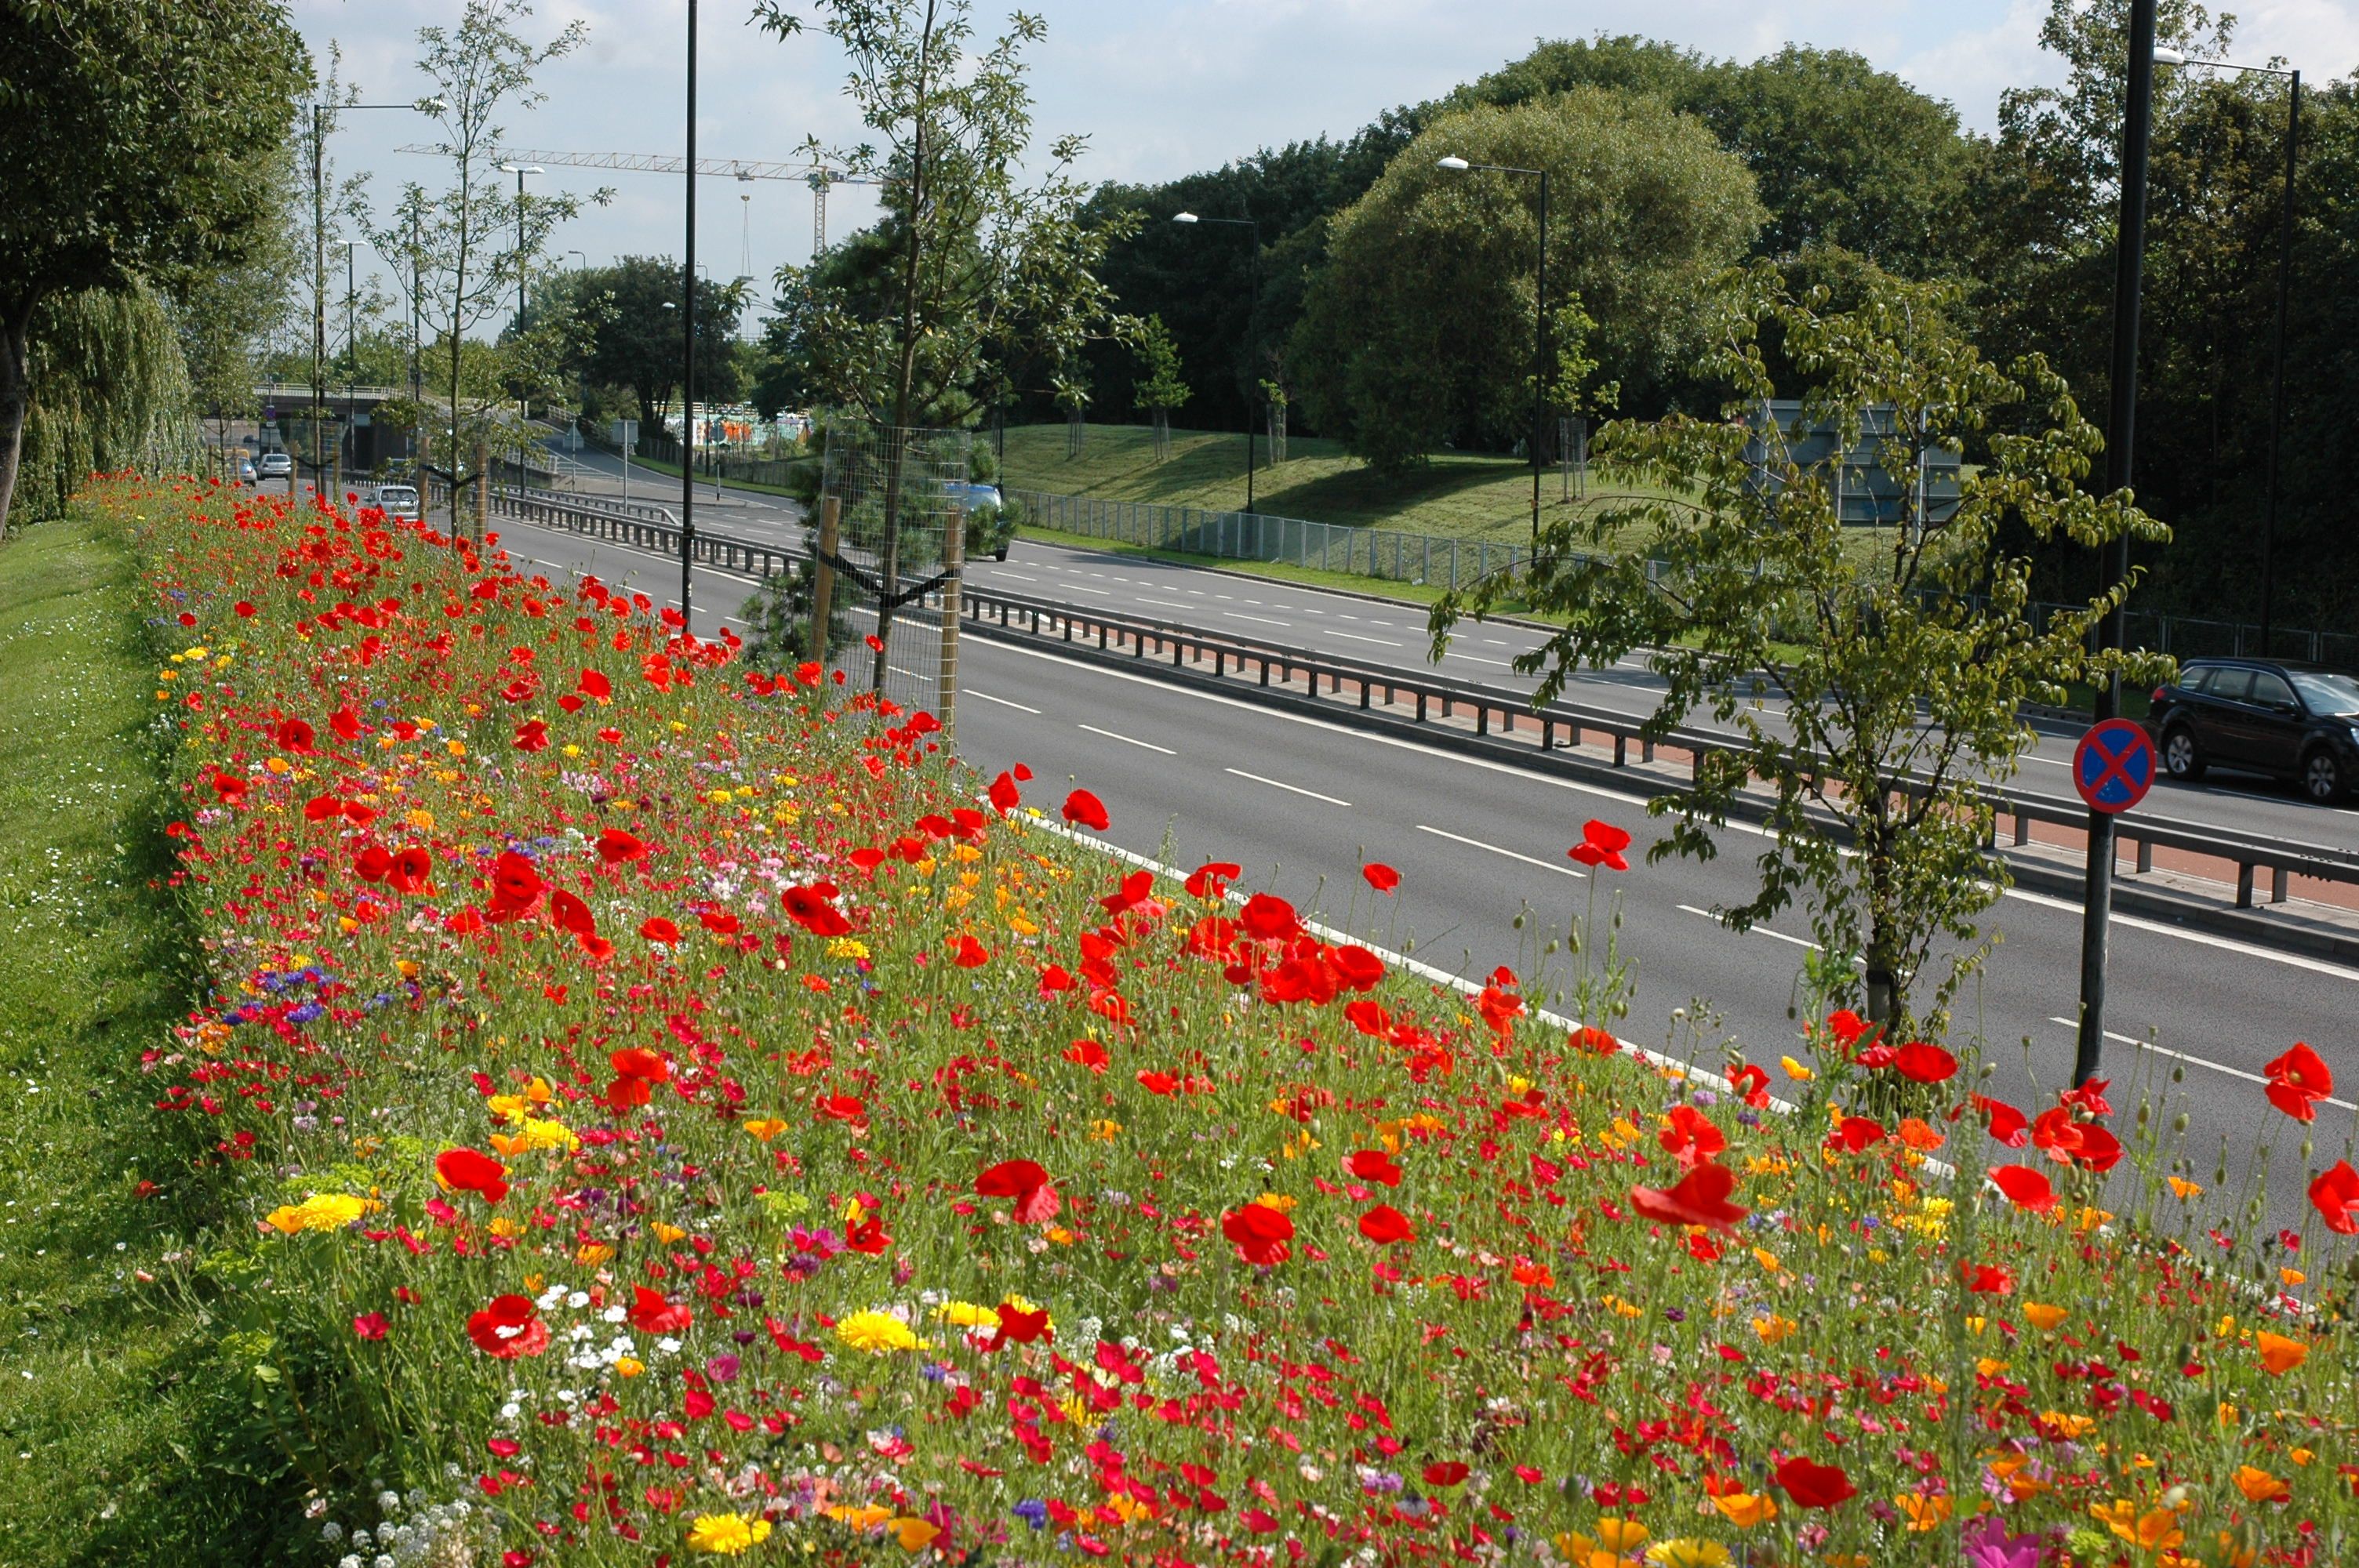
[685,1512,772,1555]
[1710,1490,1777,1528]
[835,1310,925,1355]
[935,1301,1001,1330]
[651,1221,688,1244]
[613,1355,644,1377]
[889,1516,940,1551]
[1753,1314,1798,1345]
[1779,1054,1816,1081]
[1644,1541,1730,1568]
[2168,1176,2204,1200]
[263,1192,370,1235]
[2234,1465,2288,1504]
[2022,1301,2068,1331]
[827,937,870,960]
[1895,1493,1953,1532]
[825,1503,892,1531]
[743,1118,788,1143]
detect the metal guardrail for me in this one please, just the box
[442,482,2359,910]
[955,587,2359,910]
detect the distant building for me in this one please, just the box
[1743,400,1961,527]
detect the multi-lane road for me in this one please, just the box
[472,456,2354,1228]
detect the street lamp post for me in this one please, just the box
[1171,211,1260,514]
[682,0,699,634]
[2154,44,2301,655]
[307,98,440,500]
[340,239,358,496]
[1437,154,1549,549]
[498,163,545,336]
[2075,0,2160,1088]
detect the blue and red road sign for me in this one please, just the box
[2074,717,2157,814]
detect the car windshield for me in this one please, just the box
[377,488,417,506]
[2290,670,2359,716]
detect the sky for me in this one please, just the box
[297,0,2356,307]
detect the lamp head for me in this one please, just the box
[1436,155,1471,171]
[2154,44,2187,64]
[1172,211,1199,223]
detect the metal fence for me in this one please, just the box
[1009,486,2354,666]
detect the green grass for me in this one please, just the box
[0,514,293,1566]
[584,445,816,500]
[997,422,1681,543]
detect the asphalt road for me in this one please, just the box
[543,437,2359,857]
[484,495,2354,1231]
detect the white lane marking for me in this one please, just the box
[1224,767,1349,806]
[1418,825,1583,877]
[1136,598,1195,612]
[992,570,1041,583]
[1078,722,1176,755]
[1447,651,1517,667]
[1225,612,1292,627]
[969,639,2359,982]
[2044,1018,2359,1110]
[1329,630,1405,648]
[967,689,1041,713]
[889,666,926,679]
[1676,902,1863,964]
[1069,583,1113,594]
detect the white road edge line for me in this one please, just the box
[1078,723,1176,755]
[2043,1017,2359,1111]
[971,636,2359,983]
[1225,767,1350,806]
[1417,824,1583,877]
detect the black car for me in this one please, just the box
[2147,658,2359,803]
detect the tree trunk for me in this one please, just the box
[0,299,35,539]
[871,2,941,698]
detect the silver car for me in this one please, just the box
[256,452,293,481]
[367,485,422,521]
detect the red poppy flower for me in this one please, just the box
[1239,893,1299,942]
[780,883,851,936]
[1974,1094,2029,1147]
[513,717,550,752]
[1989,1163,2057,1213]
[1628,1162,1747,1231]
[627,1284,692,1334]
[1062,1039,1109,1073]
[988,770,1022,814]
[547,889,596,937]
[1829,1116,1886,1153]
[576,668,612,699]
[975,1159,1061,1225]
[1344,1149,1401,1187]
[1329,945,1384,992]
[351,1312,389,1341]
[489,851,543,913]
[1060,789,1110,831]
[434,1146,511,1203]
[354,844,393,883]
[1727,1062,1770,1108]
[1892,1041,1958,1084]
[1358,1204,1416,1244]
[1775,1456,1856,1509]
[304,793,344,823]
[2032,1108,2122,1172]
[1658,1105,1727,1169]
[1965,1262,2016,1295]
[467,1294,548,1359]
[2309,1160,2359,1235]
[639,916,682,944]
[987,1301,1053,1349]
[611,1047,669,1083]
[1568,818,1632,871]
[1185,861,1241,898]
[597,827,646,863]
[2264,1043,2334,1122]
[387,846,433,894]
[1423,1462,1469,1488]
[275,717,315,753]
[1361,862,1401,892]
[1221,1202,1295,1265]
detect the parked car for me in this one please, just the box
[365,484,421,522]
[256,452,293,483]
[2147,657,2359,803]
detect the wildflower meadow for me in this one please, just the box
[95,473,2356,1568]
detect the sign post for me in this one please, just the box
[2071,717,2157,1083]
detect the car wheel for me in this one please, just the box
[2161,725,2206,782]
[994,546,1009,562]
[2301,747,2345,804]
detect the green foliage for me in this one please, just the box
[1131,314,1190,413]
[0,0,306,532]
[740,554,859,670]
[551,256,747,429]
[13,285,203,528]
[1292,92,1760,474]
[1432,265,2169,1033]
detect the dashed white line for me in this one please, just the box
[1329,630,1405,648]
[1224,767,1349,806]
[2043,1018,2358,1110]
[991,570,1041,583]
[1417,825,1583,877]
[1079,723,1176,755]
[1677,902,1850,960]
[1224,612,1292,628]
[967,689,1041,713]
[1447,651,1517,667]
[1136,598,1195,612]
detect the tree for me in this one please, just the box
[173,139,302,470]
[1292,92,1759,473]
[750,0,1137,693]
[1132,314,1189,459]
[1430,266,2168,1034]
[0,0,307,534]
[366,0,598,539]
[13,283,205,524]
[555,256,745,434]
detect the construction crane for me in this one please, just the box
[394,144,883,260]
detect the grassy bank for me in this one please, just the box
[0,514,296,1564]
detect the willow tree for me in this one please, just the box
[0,0,305,534]
[13,285,204,524]
[1432,265,2168,1035]
[754,0,1139,693]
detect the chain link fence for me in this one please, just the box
[813,424,972,718]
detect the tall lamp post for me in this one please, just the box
[681,0,699,635]
[2154,44,2300,655]
[1171,212,1262,514]
[1437,154,1549,548]
[339,239,358,494]
[2075,0,2160,1087]
[306,97,441,499]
